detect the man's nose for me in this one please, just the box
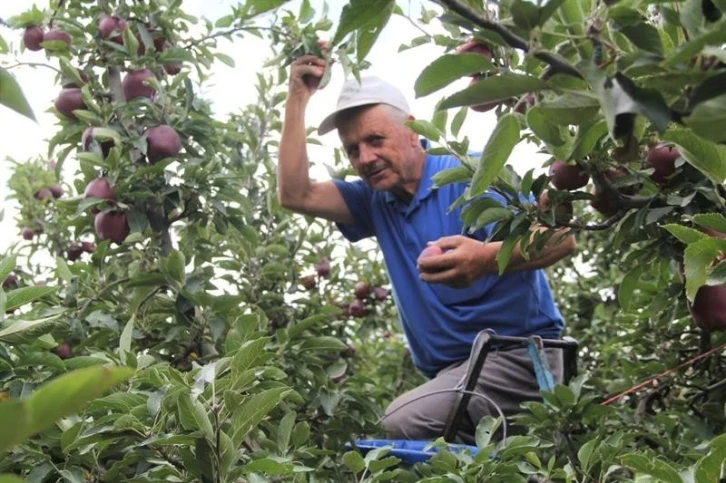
[359,144,377,164]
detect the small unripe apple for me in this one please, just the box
[23,26,45,51]
[67,243,84,261]
[549,161,589,190]
[122,69,156,100]
[94,211,129,244]
[49,184,63,198]
[300,274,317,290]
[54,88,86,120]
[34,188,53,200]
[145,125,182,163]
[83,177,116,214]
[51,340,72,359]
[348,299,368,317]
[2,274,18,289]
[22,227,35,240]
[354,281,370,300]
[645,144,679,186]
[98,14,127,44]
[43,28,72,47]
[314,258,330,278]
[372,286,389,301]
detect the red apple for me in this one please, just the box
[300,274,316,290]
[145,125,182,163]
[83,177,116,213]
[354,281,370,300]
[94,211,129,244]
[67,243,84,261]
[34,188,53,200]
[690,285,726,331]
[455,39,493,63]
[372,286,389,301]
[418,245,444,261]
[49,184,63,198]
[122,69,156,100]
[348,299,368,317]
[549,161,589,190]
[589,170,635,216]
[82,127,114,158]
[314,258,330,277]
[55,88,86,120]
[514,94,535,114]
[81,241,96,253]
[22,227,35,240]
[2,274,18,289]
[163,63,182,76]
[43,28,72,47]
[98,14,127,44]
[23,26,45,51]
[645,144,679,186]
[382,330,391,339]
[51,340,72,359]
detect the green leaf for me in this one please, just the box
[414,53,494,97]
[0,256,16,285]
[405,120,441,142]
[215,53,236,67]
[431,165,472,188]
[0,314,64,344]
[536,93,600,125]
[119,316,134,364]
[470,207,514,233]
[291,421,310,447]
[0,66,36,122]
[244,458,293,475]
[5,286,57,311]
[684,237,726,301]
[526,106,566,146]
[331,0,394,47]
[693,213,726,234]
[684,93,726,143]
[231,387,291,446]
[662,224,708,244]
[470,114,520,197]
[355,2,394,63]
[26,366,134,437]
[232,337,271,373]
[568,120,608,160]
[439,73,549,110]
[577,438,598,472]
[0,400,31,453]
[662,28,726,67]
[277,411,296,454]
[496,235,520,275]
[180,394,215,441]
[451,107,468,137]
[0,475,26,483]
[617,24,663,54]
[299,336,348,352]
[342,450,366,473]
[161,250,186,284]
[618,265,642,311]
[661,127,726,184]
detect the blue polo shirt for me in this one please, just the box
[331,144,565,379]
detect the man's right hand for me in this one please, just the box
[288,53,327,104]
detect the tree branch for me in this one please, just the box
[182,25,291,49]
[4,62,63,75]
[436,0,584,79]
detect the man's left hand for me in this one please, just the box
[417,235,498,288]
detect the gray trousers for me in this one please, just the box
[383,347,563,445]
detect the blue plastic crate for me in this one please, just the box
[345,439,479,464]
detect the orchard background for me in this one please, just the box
[1,0,726,481]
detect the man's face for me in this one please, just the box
[337,105,420,193]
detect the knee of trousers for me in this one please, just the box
[382,402,408,439]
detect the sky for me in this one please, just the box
[0,0,548,256]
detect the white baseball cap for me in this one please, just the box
[317,75,411,135]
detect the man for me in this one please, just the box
[277,53,576,444]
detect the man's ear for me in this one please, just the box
[405,114,419,146]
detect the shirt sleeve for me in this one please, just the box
[331,178,375,242]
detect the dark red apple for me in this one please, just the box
[348,299,368,317]
[23,26,45,51]
[354,281,370,300]
[49,184,63,198]
[145,125,182,163]
[67,243,84,261]
[22,227,35,240]
[418,245,444,261]
[314,258,330,277]
[645,144,679,185]
[81,241,96,253]
[589,170,635,216]
[98,14,127,44]
[549,161,589,190]
[94,211,129,244]
[373,286,389,301]
[300,274,316,290]
[82,127,114,158]
[2,274,18,289]
[455,39,493,62]
[514,94,535,114]
[34,188,53,200]
[83,177,116,214]
[163,63,181,76]
[382,330,391,339]
[690,285,726,331]
[51,340,72,359]
[43,28,72,47]
[122,69,156,100]
[54,88,86,120]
